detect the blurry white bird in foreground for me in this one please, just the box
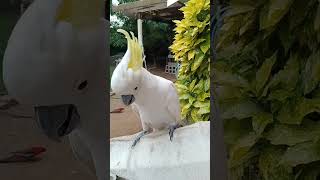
[3,0,108,180]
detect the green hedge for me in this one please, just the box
[214,0,320,179]
[170,0,210,122]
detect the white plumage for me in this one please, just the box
[131,68,180,131]
[3,1,108,180]
[111,30,181,145]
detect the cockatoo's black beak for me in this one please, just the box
[34,104,80,142]
[121,95,135,105]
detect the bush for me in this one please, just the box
[170,0,210,122]
[214,0,320,179]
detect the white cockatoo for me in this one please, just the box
[111,29,181,147]
[3,0,108,180]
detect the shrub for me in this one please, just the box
[170,0,210,122]
[214,0,320,179]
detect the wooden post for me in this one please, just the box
[137,14,147,69]
[137,18,143,46]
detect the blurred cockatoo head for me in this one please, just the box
[111,29,144,106]
[3,0,106,141]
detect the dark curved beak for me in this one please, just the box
[34,104,80,142]
[121,95,135,106]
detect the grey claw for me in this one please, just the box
[131,130,148,148]
[168,124,181,142]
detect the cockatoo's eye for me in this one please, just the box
[78,80,88,90]
[134,87,138,90]
[75,80,88,93]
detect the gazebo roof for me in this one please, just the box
[112,0,185,22]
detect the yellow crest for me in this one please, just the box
[56,0,72,22]
[56,0,102,26]
[117,29,143,71]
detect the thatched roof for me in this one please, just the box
[112,0,185,22]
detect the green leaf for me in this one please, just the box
[266,120,320,146]
[175,83,189,91]
[224,118,252,145]
[191,108,201,122]
[239,11,256,35]
[204,78,210,92]
[200,39,210,54]
[198,92,210,101]
[181,101,192,116]
[188,96,196,104]
[215,85,242,102]
[270,100,283,114]
[193,79,204,92]
[193,38,206,46]
[278,22,295,55]
[188,50,196,60]
[262,25,277,39]
[191,51,205,72]
[255,52,277,94]
[198,106,210,114]
[213,69,249,88]
[277,98,320,125]
[189,79,197,91]
[227,5,255,17]
[295,162,320,180]
[259,146,293,180]
[289,0,312,30]
[262,53,300,97]
[303,51,320,95]
[179,93,191,100]
[216,43,242,60]
[221,99,261,120]
[260,0,294,30]
[252,112,273,135]
[193,101,209,108]
[281,141,320,167]
[267,89,293,102]
[229,148,258,169]
[229,132,259,165]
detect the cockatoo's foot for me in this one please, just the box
[169,124,182,141]
[131,130,149,148]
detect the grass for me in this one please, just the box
[0,11,19,94]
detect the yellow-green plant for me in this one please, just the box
[170,0,210,122]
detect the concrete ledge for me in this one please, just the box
[110,122,210,180]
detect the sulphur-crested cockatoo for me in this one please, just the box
[3,0,108,180]
[111,29,181,147]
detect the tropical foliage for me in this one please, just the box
[214,0,320,179]
[170,0,210,122]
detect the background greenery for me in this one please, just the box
[111,0,173,67]
[170,0,210,122]
[214,0,320,179]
